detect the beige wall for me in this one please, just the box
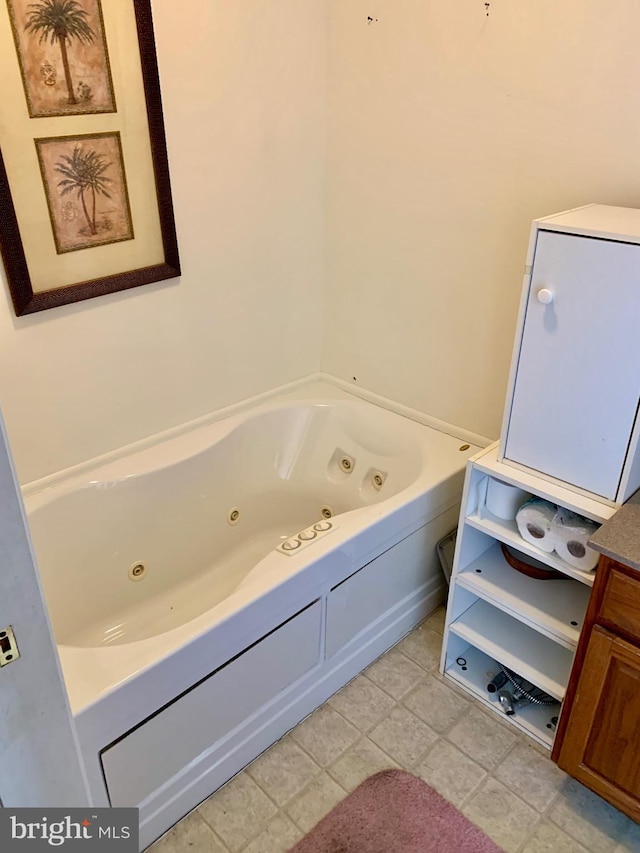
[0,0,326,484]
[323,0,640,440]
[3,0,640,483]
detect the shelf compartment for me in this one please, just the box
[457,542,591,649]
[449,600,573,700]
[444,644,559,749]
[470,443,618,523]
[466,508,596,587]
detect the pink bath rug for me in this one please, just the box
[289,769,503,853]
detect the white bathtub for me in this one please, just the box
[24,381,477,849]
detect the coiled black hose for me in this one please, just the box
[498,664,556,706]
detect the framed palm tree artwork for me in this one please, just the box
[36,133,133,253]
[0,0,180,316]
[7,0,116,118]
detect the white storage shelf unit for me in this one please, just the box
[440,442,616,749]
[499,204,640,504]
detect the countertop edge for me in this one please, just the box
[588,489,640,573]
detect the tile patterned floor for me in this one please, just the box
[148,608,640,853]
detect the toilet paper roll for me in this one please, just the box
[485,479,533,520]
[516,498,558,552]
[552,508,600,571]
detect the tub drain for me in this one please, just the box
[321,505,333,518]
[129,562,147,581]
[228,506,240,525]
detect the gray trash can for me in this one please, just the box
[436,529,457,585]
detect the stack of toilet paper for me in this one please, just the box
[515,498,600,571]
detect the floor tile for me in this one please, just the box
[423,606,446,635]
[327,737,398,792]
[368,704,437,769]
[494,740,566,812]
[142,620,636,853]
[290,705,359,767]
[241,815,303,853]
[247,736,320,806]
[197,772,277,852]
[520,820,591,853]
[403,673,470,733]
[548,778,632,853]
[446,706,518,771]
[328,674,396,732]
[414,738,486,807]
[462,777,539,853]
[148,811,228,852]
[286,772,347,834]
[365,647,427,698]
[395,623,443,671]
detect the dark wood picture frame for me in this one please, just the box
[0,0,180,316]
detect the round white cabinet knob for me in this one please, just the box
[536,288,554,305]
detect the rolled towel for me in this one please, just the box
[516,498,558,552]
[552,508,600,571]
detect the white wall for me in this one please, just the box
[324,0,640,440]
[4,0,640,483]
[0,0,326,484]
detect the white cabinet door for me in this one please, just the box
[503,230,640,500]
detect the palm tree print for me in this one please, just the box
[24,0,95,105]
[55,146,113,235]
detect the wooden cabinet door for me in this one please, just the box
[556,625,640,820]
[503,230,640,500]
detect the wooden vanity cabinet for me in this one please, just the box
[553,555,640,821]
